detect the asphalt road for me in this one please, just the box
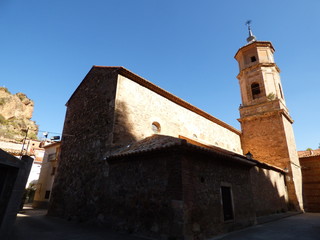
[10,206,320,240]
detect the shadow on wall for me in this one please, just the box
[48,100,138,222]
[111,101,137,151]
[250,166,288,217]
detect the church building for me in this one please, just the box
[48,30,303,239]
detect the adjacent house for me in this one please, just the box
[33,141,60,208]
[299,149,320,212]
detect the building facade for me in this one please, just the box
[48,34,303,239]
[33,142,60,208]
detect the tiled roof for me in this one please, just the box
[107,135,285,173]
[298,149,320,158]
[109,135,186,157]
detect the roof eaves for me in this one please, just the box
[116,67,241,135]
[107,139,256,167]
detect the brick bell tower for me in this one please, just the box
[234,23,303,210]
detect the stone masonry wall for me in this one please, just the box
[48,68,118,218]
[250,166,288,216]
[113,75,242,154]
[181,152,256,239]
[104,152,184,240]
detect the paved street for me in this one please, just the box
[11,206,145,240]
[211,213,320,240]
[11,206,320,240]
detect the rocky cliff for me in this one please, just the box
[0,87,38,140]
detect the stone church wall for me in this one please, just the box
[105,152,184,240]
[48,68,118,217]
[250,166,288,216]
[104,149,257,240]
[113,75,242,154]
[181,153,256,239]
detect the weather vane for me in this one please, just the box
[245,20,252,31]
[245,20,256,43]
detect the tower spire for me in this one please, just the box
[245,20,256,43]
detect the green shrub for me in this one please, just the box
[0,98,6,106]
[28,132,38,140]
[0,114,7,124]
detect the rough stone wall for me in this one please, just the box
[250,166,288,216]
[113,75,242,154]
[300,155,320,212]
[48,68,118,217]
[104,153,184,240]
[181,153,256,239]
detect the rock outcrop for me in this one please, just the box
[0,87,38,140]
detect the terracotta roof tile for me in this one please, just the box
[110,135,185,157]
[298,149,320,158]
[107,135,285,173]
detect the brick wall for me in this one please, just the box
[300,155,320,212]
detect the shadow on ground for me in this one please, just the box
[11,205,145,240]
[11,205,320,240]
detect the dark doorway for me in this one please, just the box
[221,186,234,221]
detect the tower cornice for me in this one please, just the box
[234,41,275,59]
[238,108,293,124]
[236,62,281,79]
[238,99,292,123]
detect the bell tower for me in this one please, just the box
[235,24,303,210]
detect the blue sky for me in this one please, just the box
[1,0,319,150]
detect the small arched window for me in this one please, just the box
[251,83,261,99]
[151,122,161,133]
